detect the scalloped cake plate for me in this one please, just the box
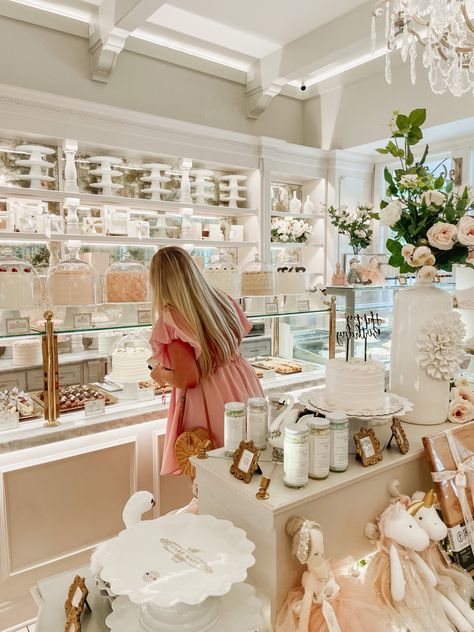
[98,513,255,607]
[301,389,410,419]
[105,584,263,632]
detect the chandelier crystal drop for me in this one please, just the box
[372,0,474,96]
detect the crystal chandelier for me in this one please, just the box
[372,0,474,96]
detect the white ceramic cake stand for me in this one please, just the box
[105,583,263,632]
[141,164,171,201]
[15,144,55,189]
[219,175,248,184]
[96,513,256,631]
[89,156,123,196]
[300,388,410,419]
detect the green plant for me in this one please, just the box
[326,204,376,252]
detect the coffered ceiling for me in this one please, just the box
[0,0,382,116]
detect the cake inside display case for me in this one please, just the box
[47,246,101,306]
[110,333,151,384]
[0,247,42,310]
[204,251,240,298]
[275,264,308,295]
[105,254,149,303]
[241,254,274,297]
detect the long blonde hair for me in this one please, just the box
[150,246,244,378]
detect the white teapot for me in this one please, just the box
[267,393,298,460]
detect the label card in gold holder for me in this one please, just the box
[64,575,89,632]
[230,440,261,483]
[73,313,92,329]
[84,399,105,416]
[265,300,278,315]
[6,317,30,335]
[354,427,383,467]
[0,411,19,430]
[138,308,152,324]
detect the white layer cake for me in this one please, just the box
[325,358,385,409]
[98,333,122,355]
[49,270,95,305]
[205,269,240,297]
[276,271,307,295]
[0,272,35,309]
[12,340,42,366]
[111,346,149,382]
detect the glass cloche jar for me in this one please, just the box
[110,333,152,383]
[241,254,274,296]
[275,254,309,295]
[47,245,101,306]
[0,248,42,309]
[204,251,240,298]
[105,253,149,303]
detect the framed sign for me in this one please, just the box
[297,300,310,312]
[6,317,30,335]
[388,418,410,454]
[354,427,383,467]
[265,300,278,315]
[73,313,92,329]
[138,308,152,324]
[64,575,89,629]
[230,440,260,483]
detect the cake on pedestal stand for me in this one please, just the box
[93,513,262,632]
[15,144,55,189]
[140,163,171,201]
[88,156,123,196]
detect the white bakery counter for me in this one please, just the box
[193,420,446,627]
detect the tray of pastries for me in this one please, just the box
[32,384,118,413]
[251,356,303,375]
[139,380,173,394]
[0,388,42,421]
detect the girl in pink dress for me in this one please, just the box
[149,246,264,475]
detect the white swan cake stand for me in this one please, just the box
[96,513,262,632]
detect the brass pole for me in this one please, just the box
[43,310,60,427]
[324,295,337,360]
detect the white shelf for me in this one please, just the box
[0,186,258,217]
[271,211,324,219]
[270,241,324,248]
[0,231,257,249]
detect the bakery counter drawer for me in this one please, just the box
[27,363,84,391]
[0,370,27,391]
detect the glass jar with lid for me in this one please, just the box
[283,422,309,488]
[110,332,152,384]
[275,252,309,296]
[47,245,101,306]
[105,253,149,303]
[241,254,274,296]
[0,247,42,309]
[204,250,240,298]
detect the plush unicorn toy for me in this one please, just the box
[365,500,465,632]
[407,489,474,631]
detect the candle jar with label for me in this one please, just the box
[328,411,349,472]
[247,397,267,450]
[283,423,309,488]
[307,416,330,479]
[224,402,245,456]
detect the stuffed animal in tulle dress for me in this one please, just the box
[275,517,393,632]
[364,499,472,632]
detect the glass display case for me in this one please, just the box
[104,253,149,303]
[47,246,101,306]
[204,251,240,298]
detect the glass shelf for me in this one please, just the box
[246,307,329,320]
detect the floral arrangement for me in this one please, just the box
[375,108,474,278]
[326,204,376,253]
[271,217,312,243]
[448,376,474,424]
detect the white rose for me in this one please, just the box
[450,386,474,404]
[457,215,474,246]
[355,229,366,238]
[427,222,457,251]
[380,200,403,226]
[455,376,470,387]
[448,397,473,424]
[422,190,446,206]
[401,244,415,264]
[412,246,435,267]
[418,265,437,281]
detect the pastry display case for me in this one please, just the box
[104,253,149,303]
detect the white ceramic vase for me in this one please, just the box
[289,191,302,213]
[390,277,452,425]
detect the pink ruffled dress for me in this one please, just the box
[151,302,264,475]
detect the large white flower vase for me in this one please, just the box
[390,278,452,425]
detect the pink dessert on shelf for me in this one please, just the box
[106,270,148,302]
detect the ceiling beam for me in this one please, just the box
[246,0,376,118]
[89,0,166,83]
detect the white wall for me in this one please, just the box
[0,17,304,145]
[303,59,474,150]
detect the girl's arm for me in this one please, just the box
[151,339,200,390]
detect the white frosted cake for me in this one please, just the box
[276,270,307,295]
[111,346,149,382]
[98,333,121,355]
[12,340,42,366]
[0,272,35,309]
[205,269,240,297]
[325,358,385,409]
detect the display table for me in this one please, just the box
[193,421,447,626]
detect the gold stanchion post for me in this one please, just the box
[42,310,60,427]
[324,295,337,360]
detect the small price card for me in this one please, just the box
[265,300,278,315]
[138,309,152,324]
[297,300,310,312]
[6,317,30,335]
[84,399,105,416]
[73,313,92,329]
[138,387,155,402]
[0,411,19,430]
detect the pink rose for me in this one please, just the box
[458,215,474,246]
[467,250,474,264]
[450,386,474,404]
[448,397,473,424]
[418,265,437,281]
[411,246,435,267]
[427,222,457,251]
[401,244,415,264]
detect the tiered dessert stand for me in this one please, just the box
[93,513,262,632]
[88,156,123,196]
[190,169,215,205]
[15,144,56,189]
[219,174,247,208]
[140,163,171,201]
